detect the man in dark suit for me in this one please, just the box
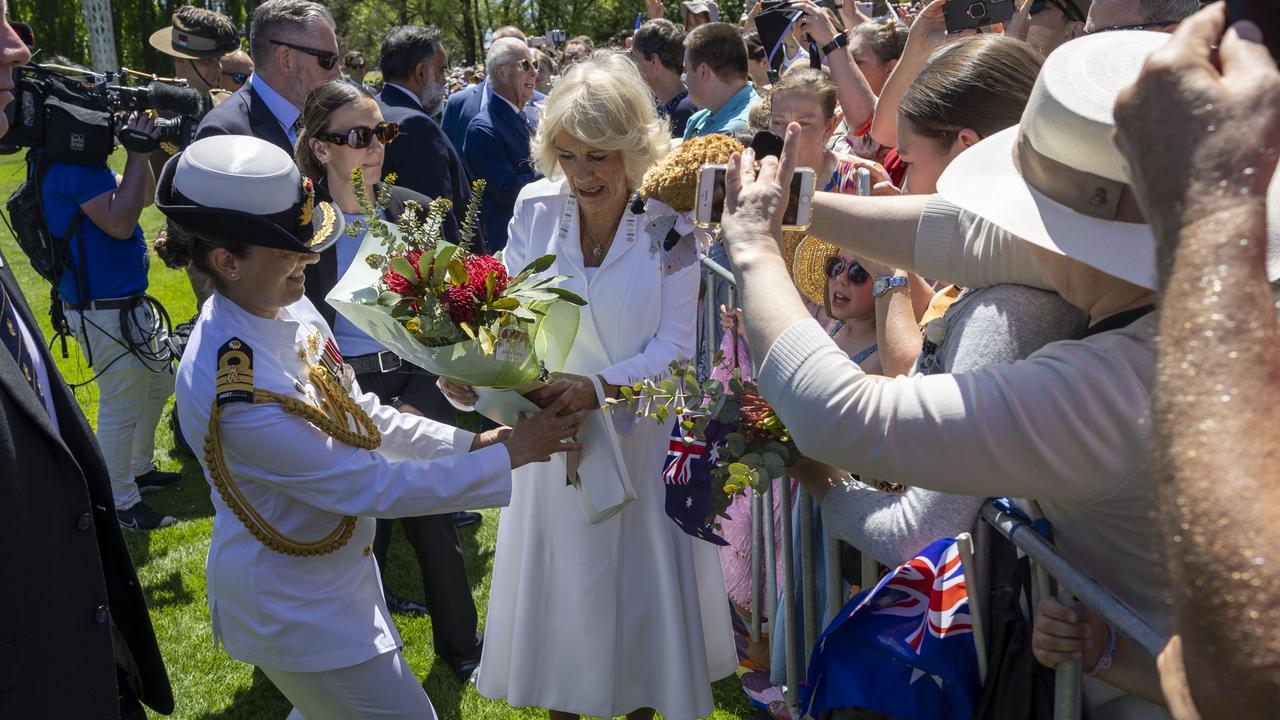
[377,26,474,249]
[0,16,172,717]
[441,25,528,153]
[462,38,543,251]
[196,0,340,155]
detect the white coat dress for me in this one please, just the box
[476,178,737,719]
[175,293,513,673]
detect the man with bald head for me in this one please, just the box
[441,26,545,152]
[196,0,340,155]
[1085,0,1198,33]
[461,37,543,250]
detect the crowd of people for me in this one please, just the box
[3,0,1279,719]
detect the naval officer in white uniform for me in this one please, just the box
[155,135,583,719]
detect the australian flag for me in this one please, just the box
[801,538,980,720]
[663,420,729,546]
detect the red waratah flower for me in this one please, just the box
[382,248,426,295]
[463,254,509,299]
[442,285,480,324]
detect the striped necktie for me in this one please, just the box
[0,281,47,411]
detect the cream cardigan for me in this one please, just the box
[758,198,1168,636]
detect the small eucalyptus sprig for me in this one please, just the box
[608,359,800,510]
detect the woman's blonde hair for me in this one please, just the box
[530,50,669,191]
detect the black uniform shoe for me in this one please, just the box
[135,468,182,494]
[452,511,482,528]
[385,593,428,615]
[449,658,480,684]
[117,502,178,531]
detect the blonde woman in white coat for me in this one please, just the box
[442,52,737,720]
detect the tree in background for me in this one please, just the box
[12,0,748,76]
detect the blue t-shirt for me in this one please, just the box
[40,159,148,304]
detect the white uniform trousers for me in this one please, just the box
[262,650,438,720]
[68,301,173,510]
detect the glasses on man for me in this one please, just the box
[222,70,249,85]
[824,256,870,285]
[512,58,540,72]
[269,39,338,70]
[1083,20,1177,34]
[1029,0,1086,24]
[347,60,365,70]
[317,121,399,149]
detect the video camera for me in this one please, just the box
[0,63,209,165]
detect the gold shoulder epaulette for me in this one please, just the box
[216,338,254,406]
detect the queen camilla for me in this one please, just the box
[443,51,736,720]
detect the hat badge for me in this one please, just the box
[299,177,315,227]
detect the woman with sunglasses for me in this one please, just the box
[293,80,496,678]
[157,133,582,720]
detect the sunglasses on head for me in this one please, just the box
[1029,0,1086,24]
[824,256,869,285]
[222,70,249,85]
[318,121,399,149]
[1083,20,1177,34]
[269,39,338,70]
[512,58,540,72]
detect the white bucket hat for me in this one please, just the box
[938,30,1280,291]
[936,31,1168,290]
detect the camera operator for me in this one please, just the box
[41,105,179,531]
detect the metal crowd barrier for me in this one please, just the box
[694,254,1169,720]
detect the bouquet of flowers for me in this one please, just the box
[609,357,799,525]
[326,170,585,390]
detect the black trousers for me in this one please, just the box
[356,366,482,665]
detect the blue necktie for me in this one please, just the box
[0,281,47,411]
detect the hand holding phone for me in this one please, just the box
[694,163,816,230]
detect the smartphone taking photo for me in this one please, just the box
[1227,0,1280,62]
[942,0,1014,33]
[694,163,816,230]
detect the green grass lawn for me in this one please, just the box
[0,149,753,719]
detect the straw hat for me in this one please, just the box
[791,235,840,306]
[156,136,344,254]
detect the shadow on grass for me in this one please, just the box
[195,666,290,720]
[423,660,466,720]
[145,568,194,610]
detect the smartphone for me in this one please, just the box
[855,167,872,197]
[749,130,785,159]
[694,163,816,230]
[942,0,1014,33]
[1227,0,1280,62]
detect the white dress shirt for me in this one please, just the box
[247,73,301,146]
[175,292,512,672]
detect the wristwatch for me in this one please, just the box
[872,276,909,298]
[821,33,850,58]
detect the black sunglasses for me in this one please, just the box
[222,70,249,85]
[269,39,338,70]
[1083,20,1178,34]
[347,60,365,70]
[318,121,399,149]
[824,256,869,285]
[1030,0,1086,24]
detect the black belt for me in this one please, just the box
[347,350,403,375]
[66,296,142,312]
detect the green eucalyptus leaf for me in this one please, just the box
[390,257,416,283]
[546,287,588,306]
